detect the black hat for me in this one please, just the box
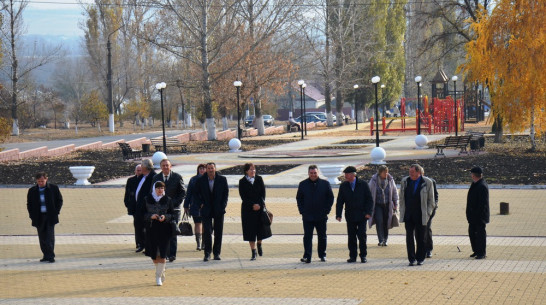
[470,166,483,174]
[343,166,357,174]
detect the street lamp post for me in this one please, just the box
[415,76,422,135]
[372,76,381,147]
[353,84,359,130]
[234,80,242,140]
[155,82,167,153]
[452,75,458,136]
[303,83,307,135]
[298,80,305,140]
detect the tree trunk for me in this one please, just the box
[530,107,536,151]
[492,114,503,143]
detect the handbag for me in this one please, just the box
[262,205,273,225]
[178,212,193,236]
[390,211,400,228]
[171,220,181,236]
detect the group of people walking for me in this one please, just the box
[26,159,489,287]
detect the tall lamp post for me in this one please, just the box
[415,76,422,135]
[234,80,242,140]
[370,76,386,164]
[155,82,167,153]
[372,76,381,147]
[298,80,305,140]
[353,84,359,130]
[302,83,307,135]
[452,75,458,136]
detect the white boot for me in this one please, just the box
[160,262,166,282]
[155,263,163,286]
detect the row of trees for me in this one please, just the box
[1,0,542,145]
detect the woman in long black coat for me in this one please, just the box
[144,181,176,286]
[239,163,272,260]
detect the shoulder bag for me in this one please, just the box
[178,211,194,236]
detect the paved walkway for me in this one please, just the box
[2,125,546,304]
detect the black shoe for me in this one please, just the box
[426,251,432,258]
[409,261,415,266]
[383,241,387,246]
[213,255,221,260]
[361,257,367,263]
[300,258,311,263]
[320,256,327,262]
[417,261,424,265]
[40,258,47,262]
[475,255,486,260]
[378,242,383,246]
[168,256,176,262]
[257,243,263,256]
[347,258,356,263]
[48,258,55,263]
[470,253,477,258]
[135,247,144,253]
[251,249,257,261]
[203,254,210,262]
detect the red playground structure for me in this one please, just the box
[370,96,464,135]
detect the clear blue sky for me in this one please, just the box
[25,0,85,37]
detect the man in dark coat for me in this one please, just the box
[152,159,185,262]
[124,164,142,250]
[466,166,490,260]
[336,166,374,263]
[135,159,156,253]
[194,162,229,261]
[296,165,334,263]
[27,172,63,263]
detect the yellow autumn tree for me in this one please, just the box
[463,0,546,149]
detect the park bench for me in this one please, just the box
[435,135,472,157]
[118,142,142,160]
[466,131,486,152]
[150,137,188,153]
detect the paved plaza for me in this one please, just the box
[1,126,545,304]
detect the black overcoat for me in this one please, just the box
[27,182,63,227]
[239,175,272,241]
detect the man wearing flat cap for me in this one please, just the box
[336,166,374,263]
[466,166,489,259]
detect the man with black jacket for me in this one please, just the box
[296,165,334,263]
[135,159,156,253]
[124,164,142,250]
[152,159,185,262]
[466,166,490,260]
[27,172,63,263]
[194,162,229,262]
[336,166,374,263]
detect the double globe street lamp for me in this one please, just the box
[370,76,386,164]
[414,76,428,148]
[297,80,306,140]
[155,82,167,153]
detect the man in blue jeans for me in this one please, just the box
[296,165,334,263]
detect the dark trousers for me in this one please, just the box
[425,209,436,252]
[133,215,145,248]
[347,219,367,259]
[302,219,327,260]
[374,204,389,243]
[203,214,224,256]
[469,222,487,256]
[405,220,427,262]
[168,236,177,258]
[37,214,55,259]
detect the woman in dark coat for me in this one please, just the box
[144,181,176,286]
[239,163,272,260]
[183,163,207,250]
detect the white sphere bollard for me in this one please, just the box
[152,151,168,169]
[320,164,345,184]
[370,146,387,164]
[229,138,242,152]
[415,134,429,149]
[69,166,95,185]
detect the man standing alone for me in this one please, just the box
[466,166,489,259]
[399,164,436,266]
[153,159,185,262]
[27,172,63,263]
[336,166,373,263]
[195,162,229,261]
[296,165,334,263]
